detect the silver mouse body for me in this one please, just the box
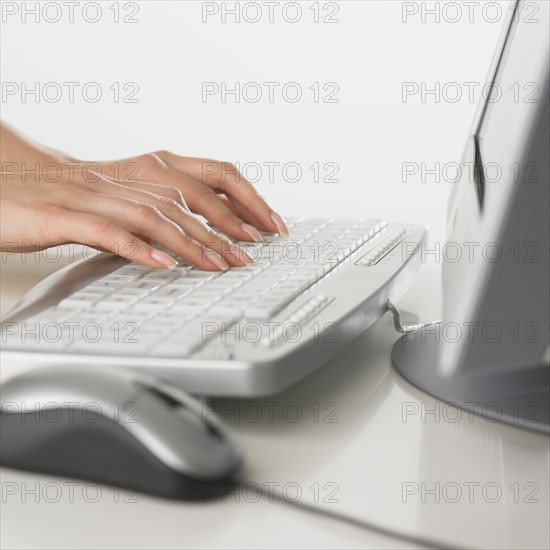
[0,367,244,500]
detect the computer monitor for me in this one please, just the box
[392,0,549,433]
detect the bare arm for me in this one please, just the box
[0,122,73,166]
[0,121,288,269]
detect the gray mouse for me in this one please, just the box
[0,366,244,500]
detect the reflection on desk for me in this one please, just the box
[1,262,548,550]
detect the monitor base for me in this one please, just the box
[391,331,550,434]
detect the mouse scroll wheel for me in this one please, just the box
[144,385,221,438]
[172,406,208,432]
[176,405,223,440]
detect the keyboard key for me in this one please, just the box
[356,230,409,266]
[208,300,247,317]
[153,286,194,299]
[149,315,237,357]
[94,295,141,310]
[184,271,221,281]
[97,273,140,283]
[244,289,302,320]
[69,335,152,356]
[86,280,126,289]
[116,264,154,276]
[69,311,112,323]
[114,287,153,299]
[170,299,211,315]
[83,285,117,296]
[188,290,223,304]
[140,272,178,284]
[125,281,163,292]
[227,265,263,275]
[18,306,74,322]
[198,282,234,295]
[169,278,204,289]
[170,266,192,277]
[59,293,103,309]
[132,296,178,311]
[109,312,154,326]
[261,295,332,346]
[217,271,255,283]
[148,324,206,358]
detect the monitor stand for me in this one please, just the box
[391,329,550,434]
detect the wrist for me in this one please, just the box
[40,147,78,166]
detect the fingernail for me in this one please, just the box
[208,251,230,271]
[150,249,178,269]
[227,243,255,265]
[270,212,289,236]
[241,223,263,243]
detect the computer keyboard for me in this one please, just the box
[1,218,427,396]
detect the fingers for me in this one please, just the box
[75,152,289,244]
[49,208,177,269]
[182,179,265,243]
[217,193,269,233]
[155,152,289,236]
[111,163,267,243]
[73,177,253,266]
[172,213,254,266]
[60,190,231,271]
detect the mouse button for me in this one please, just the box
[140,379,203,414]
[1,367,137,417]
[126,384,206,429]
[135,380,233,442]
[128,391,241,480]
[131,383,183,409]
[173,406,211,434]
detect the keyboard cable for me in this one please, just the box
[386,300,442,334]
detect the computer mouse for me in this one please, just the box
[0,366,244,500]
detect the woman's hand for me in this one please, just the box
[72,151,289,242]
[0,126,289,270]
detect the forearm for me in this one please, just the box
[0,121,74,167]
[1,121,285,268]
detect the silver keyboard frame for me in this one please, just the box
[1,222,427,396]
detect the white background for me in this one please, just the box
[2,6,550,550]
[1,1,509,246]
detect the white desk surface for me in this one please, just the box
[1,255,549,550]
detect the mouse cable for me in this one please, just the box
[234,476,468,550]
